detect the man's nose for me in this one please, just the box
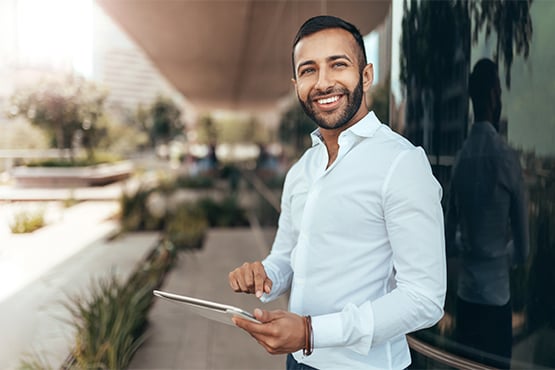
[314,68,333,92]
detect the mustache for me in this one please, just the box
[309,86,349,100]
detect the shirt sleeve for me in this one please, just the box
[310,147,447,353]
[375,147,446,344]
[505,151,530,265]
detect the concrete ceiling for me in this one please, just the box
[96,0,391,111]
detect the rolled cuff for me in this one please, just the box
[260,260,284,302]
[312,302,374,355]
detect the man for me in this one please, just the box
[445,58,529,368]
[229,16,446,369]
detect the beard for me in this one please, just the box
[298,76,364,130]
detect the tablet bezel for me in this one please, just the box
[152,290,261,325]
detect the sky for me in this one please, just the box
[15,0,93,77]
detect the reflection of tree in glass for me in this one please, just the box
[399,0,534,167]
[401,0,533,92]
[400,0,469,155]
[471,0,534,88]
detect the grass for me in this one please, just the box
[10,208,46,234]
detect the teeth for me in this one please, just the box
[318,96,339,105]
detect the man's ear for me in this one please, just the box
[362,63,374,92]
[291,77,297,89]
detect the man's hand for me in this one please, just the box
[233,308,306,355]
[228,261,272,298]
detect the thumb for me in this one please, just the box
[264,278,273,294]
[253,308,274,323]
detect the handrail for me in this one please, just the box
[406,336,497,370]
[240,169,281,212]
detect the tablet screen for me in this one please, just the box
[153,290,261,325]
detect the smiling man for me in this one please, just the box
[229,16,446,369]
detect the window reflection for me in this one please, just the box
[391,0,555,368]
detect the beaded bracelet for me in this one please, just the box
[303,315,313,356]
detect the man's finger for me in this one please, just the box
[232,309,279,335]
[255,308,284,323]
[228,272,239,292]
[264,278,273,294]
[253,265,267,298]
[233,315,263,334]
[253,308,268,322]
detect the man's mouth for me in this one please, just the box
[313,94,344,111]
[317,95,340,105]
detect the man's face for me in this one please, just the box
[292,28,373,131]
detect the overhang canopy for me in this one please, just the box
[96,0,391,111]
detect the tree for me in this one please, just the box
[141,95,184,147]
[399,0,534,160]
[278,102,315,160]
[195,114,218,145]
[8,74,108,160]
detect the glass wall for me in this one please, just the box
[389,0,555,368]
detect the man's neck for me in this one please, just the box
[319,110,368,168]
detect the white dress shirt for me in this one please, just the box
[261,112,446,369]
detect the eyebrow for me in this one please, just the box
[296,54,353,74]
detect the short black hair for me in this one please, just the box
[291,15,367,79]
[469,58,499,114]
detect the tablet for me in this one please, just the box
[152,290,261,326]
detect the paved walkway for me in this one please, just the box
[0,201,120,302]
[0,171,288,370]
[129,228,288,370]
[0,199,160,370]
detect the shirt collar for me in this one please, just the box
[309,111,382,147]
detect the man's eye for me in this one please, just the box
[333,62,347,68]
[299,68,315,76]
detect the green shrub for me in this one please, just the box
[165,206,208,250]
[119,173,249,251]
[120,186,164,232]
[18,352,53,370]
[18,242,174,370]
[197,196,249,227]
[10,209,45,234]
[25,152,122,167]
[62,245,173,370]
[119,185,210,250]
[174,175,214,189]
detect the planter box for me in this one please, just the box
[11,161,133,188]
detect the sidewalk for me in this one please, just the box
[129,228,288,370]
[0,177,288,369]
[0,200,159,369]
